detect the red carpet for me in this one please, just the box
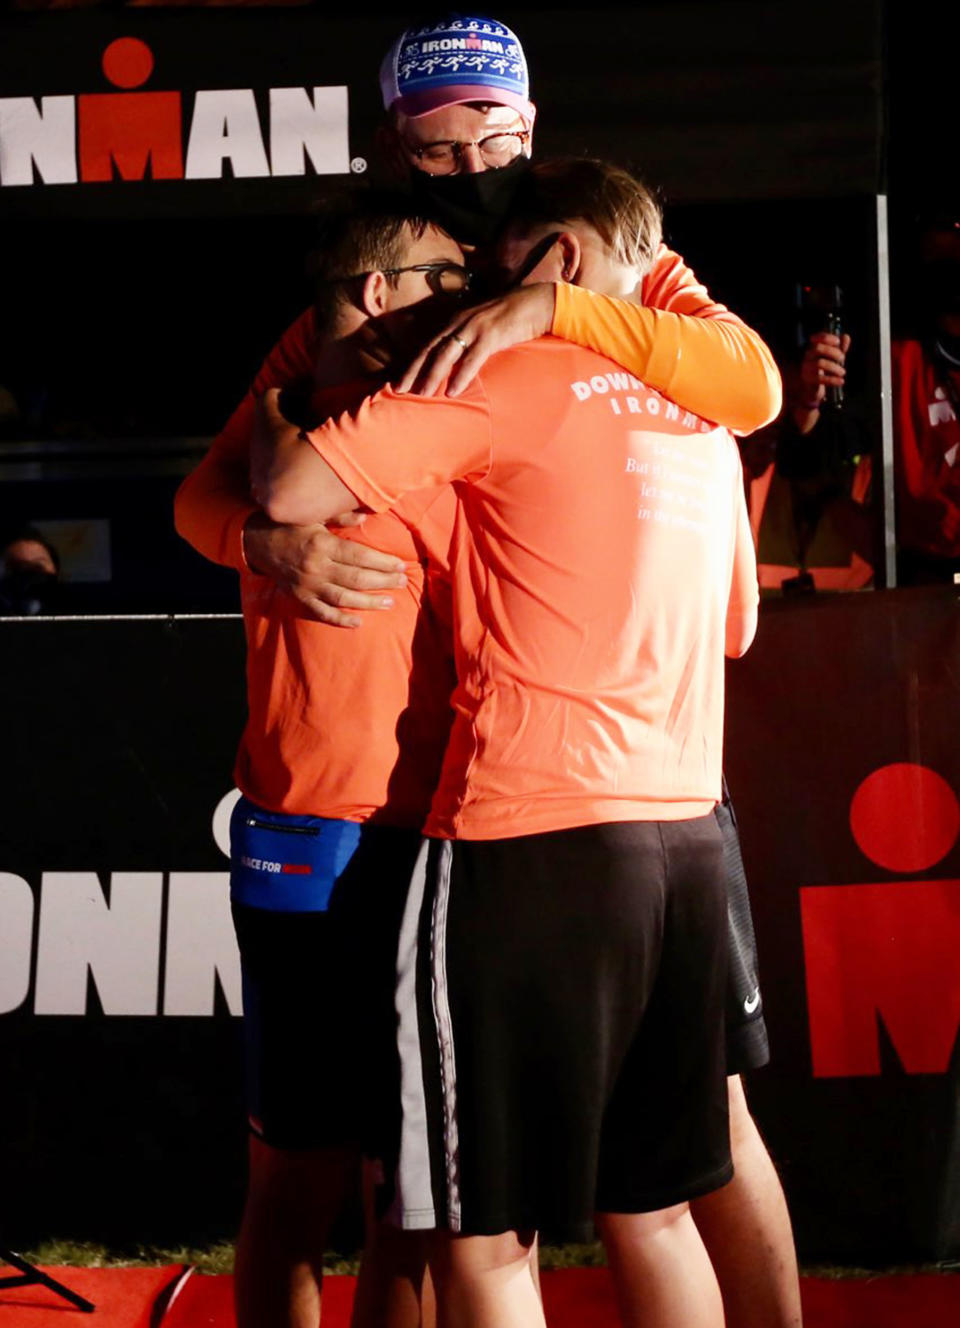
[1,1265,958,1325]
[0,1264,179,1327]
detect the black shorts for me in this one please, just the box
[715,789,770,1074]
[230,797,421,1153]
[391,817,733,1242]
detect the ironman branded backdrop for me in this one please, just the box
[725,588,960,1262]
[0,11,379,219]
[3,597,960,1256]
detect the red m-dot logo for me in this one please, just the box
[801,763,960,1077]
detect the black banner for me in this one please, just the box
[726,587,960,1262]
[0,617,248,1245]
[3,590,959,1258]
[0,3,883,218]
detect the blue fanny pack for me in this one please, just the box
[229,796,364,913]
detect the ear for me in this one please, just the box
[556,231,582,284]
[361,270,390,318]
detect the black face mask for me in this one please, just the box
[409,154,531,247]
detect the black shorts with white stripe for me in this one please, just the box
[715,789,770,1074]
[391,817,733,1242]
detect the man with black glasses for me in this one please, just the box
[179,194,471,1328]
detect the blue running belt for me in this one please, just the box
[229,796,363,912]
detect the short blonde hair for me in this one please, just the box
[510,157,662,277]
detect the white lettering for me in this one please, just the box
[607,372,630,391]
[682,411,698,428]
[422,38,505,52]
[0,96,77,186]
[647,397,660,416]
[212,787,241,857]
[610,398,621,415]
[665,401,680,421]
[930,398,956,427]
[35,872,162,1016]
[184,90,270,180]
[627,397,642,414]
[163,873,242,1017]
[589,375,610,394]
[0,874,34,1014]
[269,86,350,177]
[571,381,592,401]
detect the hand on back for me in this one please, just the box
[242,512,407,629]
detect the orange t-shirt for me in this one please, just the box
[175,250,779,573]
[308,338,758,840]
[173,327,458,825]
[208,376,459,826]
[174,246,772,825]
[236,498,457,826]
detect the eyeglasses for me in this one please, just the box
[379,261,472,296]
[404,130,530,176]
[321,262,471,297]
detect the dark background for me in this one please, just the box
[2,0,960,1262]
[3,593,960,1260]
[0,0,929,609]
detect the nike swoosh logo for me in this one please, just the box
[744,988,761,1015]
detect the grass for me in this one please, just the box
[18,1239,606,1275]
[17,1238,960,1279]
[20,1239,238,1275]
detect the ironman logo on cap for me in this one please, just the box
[380,12,534,123]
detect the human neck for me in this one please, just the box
[604,266,643,299]
[574,267,643,302]
[575,241,641,300]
